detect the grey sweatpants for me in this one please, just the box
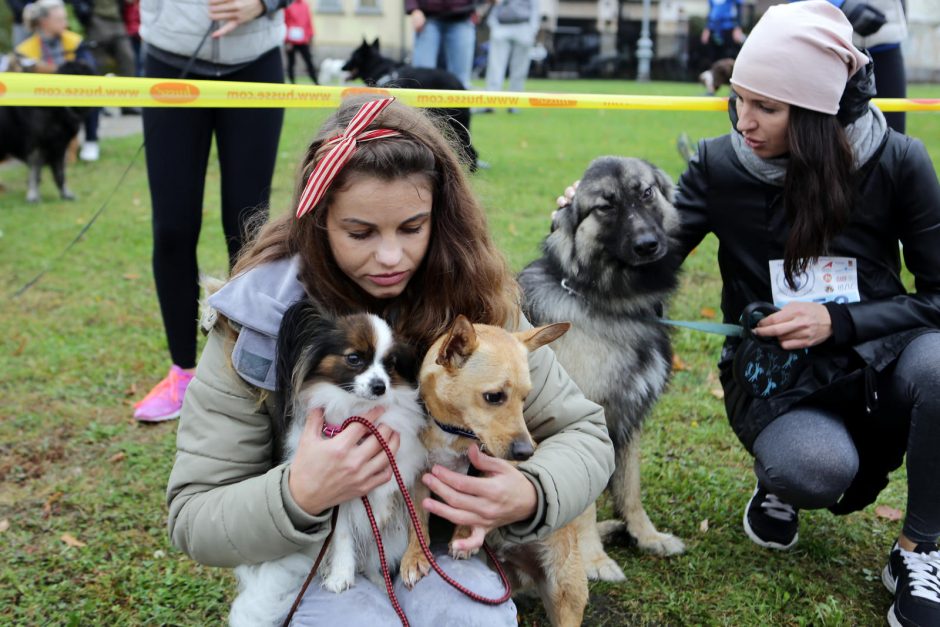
[753,332,940,543]
[290,550,517,626]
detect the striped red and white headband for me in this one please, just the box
[295,97,401,219]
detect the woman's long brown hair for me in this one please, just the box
[781,105,855,289]
[233,96,519,355]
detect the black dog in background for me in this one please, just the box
[0,61,94,203]
[342,38,480,171]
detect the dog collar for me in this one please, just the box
[433,419,479,441]
[560,278,582,298]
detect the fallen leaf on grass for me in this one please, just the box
[122,273,140,281]
[699,307,717,319]
[507,223,518,237]
[109,452,126,464]
[672,354,688,371]
[42,491,63,519]
[124,383,138,398]
[0,519,9,533]
[710,388,725,400]
[699,519,709,533]
[61,533,86,548]
[875,505,903,521]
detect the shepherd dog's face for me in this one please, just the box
[554,157,680,268]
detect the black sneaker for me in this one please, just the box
[883,540,940,627]
[743,483,799,550]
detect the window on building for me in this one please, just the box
[317,0,343,15]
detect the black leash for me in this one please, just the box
[10,25,215,299]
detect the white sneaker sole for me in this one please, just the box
[742,499,798,550]
[883,564,898,594]
[887,603,902,627]
[134,409,181,423]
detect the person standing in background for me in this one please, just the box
[283,0,317,84]
[406,0,477,89]
[701,0,744,64]
[483,0,539,109]
[133,0,286,422]
[122,0,143,76]
[811,0,909,134]
[72,0,138,88]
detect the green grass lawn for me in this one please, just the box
[2,79,938,625]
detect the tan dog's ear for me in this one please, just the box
[515,321,571,353]
[436,315,478,370]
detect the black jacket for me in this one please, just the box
[674,129,940,513]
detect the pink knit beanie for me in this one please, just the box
[730,0,869,115]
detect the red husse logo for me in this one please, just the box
[0,81,6,97]
[150,82,199,104]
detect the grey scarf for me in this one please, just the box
[731,104,888,186]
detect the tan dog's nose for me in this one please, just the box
[510,439,534,461]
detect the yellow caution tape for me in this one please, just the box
[0,72,938,112]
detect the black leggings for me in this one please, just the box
[142,48,284,368]
[286,43,317,84]
[753,332,940,544]
[871,45,907,135]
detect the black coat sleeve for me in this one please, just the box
[672,140,714,265]
[846,138,940,342]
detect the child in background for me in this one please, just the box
[284,0,318,84]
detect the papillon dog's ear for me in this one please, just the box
[389,342,418,385]
[436,314,478,371]
[275,299,335,402]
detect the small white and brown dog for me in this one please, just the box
[229,301,426,627]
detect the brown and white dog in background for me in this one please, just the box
[699,57,735,96]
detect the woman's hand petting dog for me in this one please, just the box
[421,444,538,554]
[209,0,265,38]
[287,406,401,516]
[753,301,833,349]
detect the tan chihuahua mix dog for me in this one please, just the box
[400,315,590,627]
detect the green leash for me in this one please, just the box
[655,318,744,337]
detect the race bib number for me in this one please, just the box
[287,27,306,43]
[769,256,861,307]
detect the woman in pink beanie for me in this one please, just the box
[554,1,939,624]
[676,3,940,626]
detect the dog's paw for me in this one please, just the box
[60,191,76,201]
[584,553,626,582]
[321,571,355,593]
[636,531,686,556]
[448,543,479,560]
[400,552,431,589]
[26,191,40,203]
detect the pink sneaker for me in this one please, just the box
[133,365,194,422]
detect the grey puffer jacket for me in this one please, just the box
[165,259,614,567]
[141,0,285,67]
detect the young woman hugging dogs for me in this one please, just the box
[166,96,614,626]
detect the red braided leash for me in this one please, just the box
[282,415,512,627]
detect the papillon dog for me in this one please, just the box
[229,301,427,627]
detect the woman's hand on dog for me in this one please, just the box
[209,0,265,38]
[420,444,538,553]
[753,301,833,349]
[287,406,401,516]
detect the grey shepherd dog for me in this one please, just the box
[518,156,685,581]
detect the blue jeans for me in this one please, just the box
[412,17,475,89]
